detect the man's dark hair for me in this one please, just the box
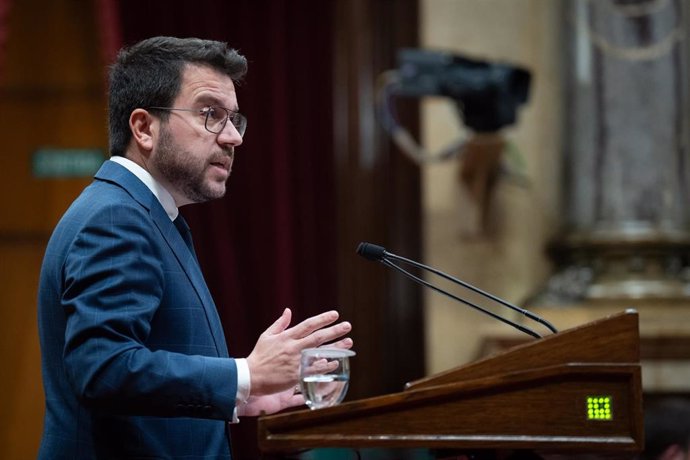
[108,36,248,157]
[641,397,690,460]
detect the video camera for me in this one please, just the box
[395,49,531,132]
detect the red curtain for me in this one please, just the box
[95,0,121,69]
[97,1,336,457]
[0,0,12,81]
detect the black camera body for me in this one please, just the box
[396,49,531,132]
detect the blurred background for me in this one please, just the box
[2,0,690,458]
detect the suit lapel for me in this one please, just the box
[94,161,230,357]
[152,208,229,357]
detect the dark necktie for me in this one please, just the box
[173,215,198,261]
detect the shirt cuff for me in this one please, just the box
[230,358,251,424]
[236,358,251,404]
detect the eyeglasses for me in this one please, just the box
[147,106,247,136]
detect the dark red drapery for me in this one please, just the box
[110,0,337,349]
[98,1,337,457]
[0,0,12,81]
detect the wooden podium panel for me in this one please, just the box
[258,310,643,457]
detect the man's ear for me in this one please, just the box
[129,108,157,154]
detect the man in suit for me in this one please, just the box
[37,36,353,459]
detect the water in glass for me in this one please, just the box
[299,348,355,410]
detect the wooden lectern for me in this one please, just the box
[258,310,643,459]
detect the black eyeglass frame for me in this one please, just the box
[147,106,247,136]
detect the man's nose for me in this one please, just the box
[217,121,243,147]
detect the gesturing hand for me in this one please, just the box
[246,308,352,396]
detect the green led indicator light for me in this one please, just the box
[586,396,613,420]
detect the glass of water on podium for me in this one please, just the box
[299,348,356,409]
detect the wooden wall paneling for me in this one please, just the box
[333,0,424,400]
[0,0,107,457]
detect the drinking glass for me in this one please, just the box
[299,348,355,409]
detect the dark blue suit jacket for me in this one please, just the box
[37,160,238,459]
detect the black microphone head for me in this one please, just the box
[356,242,387,261]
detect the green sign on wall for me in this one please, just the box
[32,148,105,178]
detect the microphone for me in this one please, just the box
[357,242,387,261]
[356,242,557,339]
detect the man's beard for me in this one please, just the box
[154,126,231,203]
